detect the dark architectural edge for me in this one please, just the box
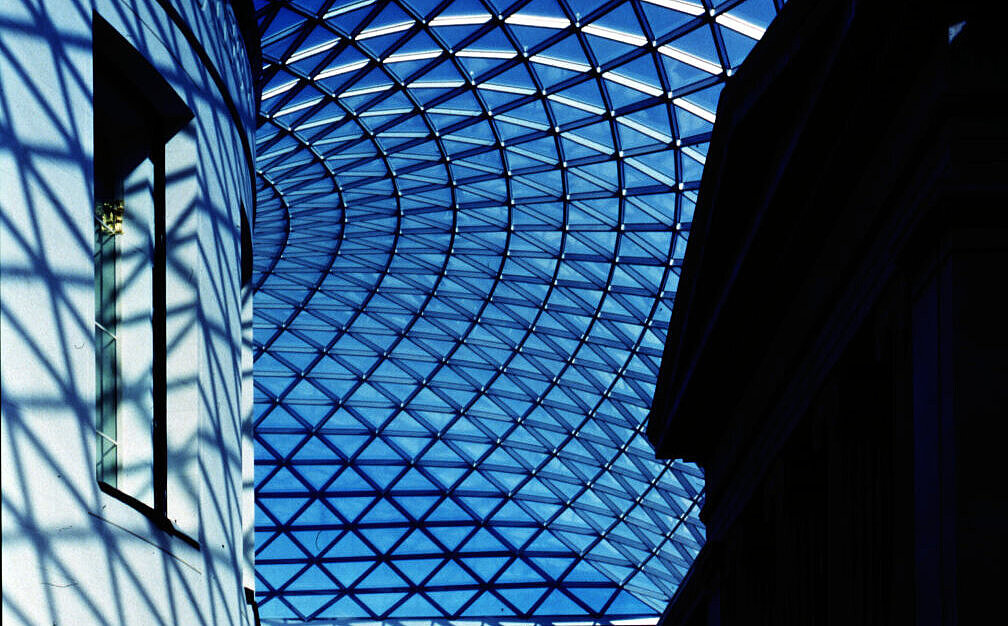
[230,0,262,89]
[648,0,1008,622]
[646,0,837,459]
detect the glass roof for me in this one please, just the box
[251,0,782,622]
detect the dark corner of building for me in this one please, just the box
[231,0,263,89]
[648,0,1008,623]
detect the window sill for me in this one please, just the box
[97,481,200,551]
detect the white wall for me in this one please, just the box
[0,1,255,624]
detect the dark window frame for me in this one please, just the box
[93,14,197,550]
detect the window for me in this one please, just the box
[93,16,195,543]
[94,196,120,487]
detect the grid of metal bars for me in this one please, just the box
[251,0,783,621]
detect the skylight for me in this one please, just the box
[251,0,782,622]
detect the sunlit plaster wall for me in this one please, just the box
[0,0,254,624]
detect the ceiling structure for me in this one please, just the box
[250,0,782,622]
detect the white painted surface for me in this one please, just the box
[119,157,156,508]
[165,122,201,539]
[0,0,255,624]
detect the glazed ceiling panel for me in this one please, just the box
[251,0,782,621]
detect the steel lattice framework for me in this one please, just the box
[251,0,782,622]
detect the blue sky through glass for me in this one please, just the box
[251,0,783,621]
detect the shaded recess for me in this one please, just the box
[251,0,783,621]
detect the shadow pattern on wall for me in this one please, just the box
[2,1,252,624]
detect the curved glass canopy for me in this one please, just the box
[251,0,782,621]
